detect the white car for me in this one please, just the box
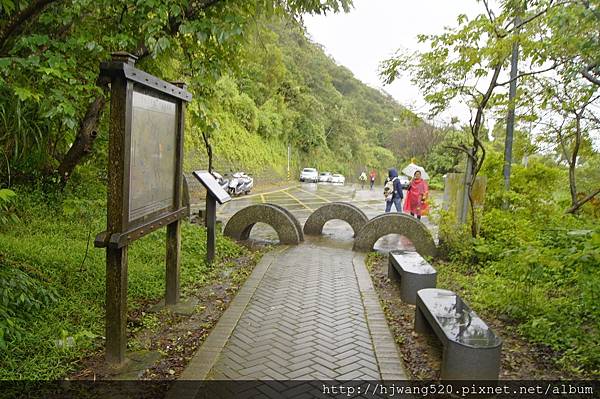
[330,174,345,184]
[318,172,333,183]
[300,167,318,182]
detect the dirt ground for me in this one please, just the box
[69,243,268,384]
[366,254,574,380]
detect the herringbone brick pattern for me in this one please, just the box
[208,244,381,380]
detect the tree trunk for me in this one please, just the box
[568,115,582,208]
[57,46,149,185]
[467,64,502,237]
[57,78,109,184]
[201,130,213,173]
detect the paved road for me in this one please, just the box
[216,182,438,252]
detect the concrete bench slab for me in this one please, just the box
[388,250,437,304]
[415,288,502,380]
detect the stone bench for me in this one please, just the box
[415,288,502,380]
[388,250,436,305]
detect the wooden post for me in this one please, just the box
[105,52,136,366]
[165,221,180,305]
[105,247,128,365]
[165,82,186,306]
[206,194,217,264]
[192,171,231,266]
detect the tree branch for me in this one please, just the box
[565,187,600,214]
[496,62,563,86]
[503,0,569,33]
[582,64,600,86]
[0,0,60,54]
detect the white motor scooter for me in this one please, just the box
[228,172,254,196]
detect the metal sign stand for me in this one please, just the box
[192,171,231,264]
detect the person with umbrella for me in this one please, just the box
[359,170,367,189]
[403,170,429,220]
[384,168,403,213]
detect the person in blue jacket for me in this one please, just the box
[384,168,403,212]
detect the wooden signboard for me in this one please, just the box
[94,52,192,365]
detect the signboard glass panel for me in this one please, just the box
[129,88,178,222]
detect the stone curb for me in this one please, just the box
[352,252,408,381]
[166,247,287,398]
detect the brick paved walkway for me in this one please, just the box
[178,239,406,382]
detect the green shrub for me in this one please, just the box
[0,263,57,349]
[438,149,600,376]
[0,188,19,226]
[428,175,444,191]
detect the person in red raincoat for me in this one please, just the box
[403,170,429,219]
[369,169,377,190]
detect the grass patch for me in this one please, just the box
[0,188,247,380]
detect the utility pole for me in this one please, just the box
[287,144,291,180]
[503,6,523,198]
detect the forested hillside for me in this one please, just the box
[1,12,418,186]
[191,18,414,179]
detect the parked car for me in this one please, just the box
[399,174,410,189]
[300,167,318,182]
[318,172,333,183]
[330,174,345,184]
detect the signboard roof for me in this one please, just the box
[193,171,232,204]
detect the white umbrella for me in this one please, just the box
[402,163,429,180]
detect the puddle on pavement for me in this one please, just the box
[374,234,416,254]
[246,222,280,243]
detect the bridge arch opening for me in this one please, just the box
[303,202,368,237]
[353,213,437,258]
[224,204,303,245]
[245,222,281,244]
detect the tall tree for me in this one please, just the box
[529,73,600,213]
[380,0,571,236]
[0,0,353,184]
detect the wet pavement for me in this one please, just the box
[172,182,441,387]
[215,182,438,252]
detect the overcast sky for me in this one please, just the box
[303,0,485,125]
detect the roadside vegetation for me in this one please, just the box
[377,0,600,376]
[0,174,250,379]
[437,147,599,377]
